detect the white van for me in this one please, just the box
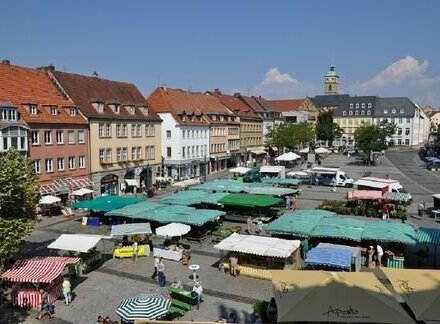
[307,167,354,187]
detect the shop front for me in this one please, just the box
[100,174,119,195]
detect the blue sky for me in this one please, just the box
[1,1,440,106]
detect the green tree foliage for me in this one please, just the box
[315,110,343,146]
[0,150,39,273]
[354,121,397,164]
[266,122,315,150]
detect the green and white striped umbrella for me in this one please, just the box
[116,293,171,321]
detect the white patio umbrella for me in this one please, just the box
[299,147,310,154]
[229,166,251,174]
[71,188,94,196]
[275,152,301,162]
[155,222,191,237]
[39,195,61,205]
[315,147,330,154]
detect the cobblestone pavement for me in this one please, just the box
[5,150,440,323]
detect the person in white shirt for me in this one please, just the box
[132,241,138,261]
[192,282,203,309]
[376,245,384,267]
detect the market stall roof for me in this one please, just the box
[315,147,330,154]
[155,222,191,237]
[105,201,166,217]
[271,270,416,323]
[261,178,301,186]
[39,195,61,205]
[299,147,310,153]
[111,223,152,237]
[243,187,297,197]
[311,217,365,242]
[71,196,143,212]
[260,165,284,173]
[218,193,283,208]
[159,190,228,206]
[1,256,81,283]
[266,210,336,237]
[190,179,263,193]
[305,247,352,269]
[316,242,362,259]
[348,190,383,201]
[433,194,440,199]
[382,268,440,322]
[171,178,201,188]
[383,192,413,203]
[416,227,440,245]
[361,220,417,245]
[71,188,94,196]
[229,166,251,174]
[214,233,300,258]
[48,234,111,253]
[353,179,390,189]
[274,152,301,161]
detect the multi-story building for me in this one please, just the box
[51,70,162,195]
[209,90,264,165]
[0,61,90,200]
[269,98,319,123]
[0,101,28,156]
[147,87,210,180]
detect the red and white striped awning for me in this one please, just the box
[1,256,81,283]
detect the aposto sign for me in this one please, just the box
[322,305,369,320]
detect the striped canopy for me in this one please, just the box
[116,293,171,321]
[416,227,440,245]
[1,256,80,283]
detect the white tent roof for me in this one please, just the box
[39,195,61,205]
[354,179,389,189]
[287,171,309,177]
[48,234,110,253]
[214,233,300,258]
[171,178,201,188]
[155,222,191,237]
[229,167,251,174]
[71,188,94,196]
[111,223,152,237]
[299,147,310,153]
[315,147,330,154]
[260,166,284,173]
[275,152,301,162]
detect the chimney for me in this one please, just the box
[92,71,99,77]
[1,59,10,65]
[214,88,222,95]
[233,92,241,98]
[37,64,55,72]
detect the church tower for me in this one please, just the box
[324,65,339,95]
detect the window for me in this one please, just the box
[367,110,371,115]
[145,124,155,137]
[122,147,127,161]
[136,124,142,137]
[56,130,64,144]
[99,149,105,163]
[45,159,53,172]
[212,115,217,121]
[116,124,122,137]
[105,124,111,137]
[30,105,38,115]
[355,103,359,108]
[122,124,127,137]
[406,117,411,123]
[362,103,365,108]
[131,124,136,137]
[105,149,112,163]
[355,110,359,116]
[384,109,388,114]
[34,160,41,174]
[50,106,57,115]
[145,146,155,160]
[342,111,347,116]
[68,130,75,144]
[182,130,185,139]
[349,103,353,108]
[191,130,195,138]
[8,110,16,120]
[368,103,372,108]
[78,130,85,143]
[397,128,402,135]
[44,131,52,144]
[349,111,353,115]
[68,157,75,169]
[97,103,104,113]
[69,108,76,116]
[137,147,142,160]
[1,110,7,120]
[131,147,137,160]
[130,106,135,114]
[99,149,112,163]
[405,128,410,135]
[116,148,122,162]
[99,124,105,138]
[79,156,85,168]
[166,130,171,139]
[392,108,396,114]
[31,131,40,145]
[114,105,120,114]
[400,108,404,113]
[166,147,171,158]
[405,139,410,145]
[361,110,365,115]
[182,147,186,158]
[398,118,403,124]
[57,158,65,171]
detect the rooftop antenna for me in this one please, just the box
[157,75,161,87]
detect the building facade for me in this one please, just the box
[269,98,318,123]
[0,102,29,156]
[52,70,162,195]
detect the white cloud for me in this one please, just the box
[261,67,299,85]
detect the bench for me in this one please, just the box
[172,299,192,311]
[169,305,187,317]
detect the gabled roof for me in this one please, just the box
[207,90,261,120]
[374,97,417,118]
[269,99,306,112]
[236,94,265,113]
[52,71,160,121]
[251,96,278,113]
[0,63,86,125]
[188,92,234,116]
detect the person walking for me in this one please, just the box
[132,240,138,261]
[151,255,159,280]
[367,245,376,270]
[62,276,72,305]
[229,254,239,277]
[157,257,166,287]
[192,282,203,309]
[246,216,253,234]
[376,244,384,267]
[36,290,54,320]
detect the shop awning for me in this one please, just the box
[71,196,143,212]
[48,234,110,253]
[218,193,283,208]
[251,149,267,155]
[214,233,300,258]
[383,192,412,203]
[40,177,94,195]
[243,187,297,197]
[71,188,94,196]
[305,247,352,269]
[361,220,416,245]
[1,256,81,283]
[125,179,140,187]
[416,227,440,245]
[348,190,383,201]
[111,223,152,236]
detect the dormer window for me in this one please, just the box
[349,111,353,115]
[50,106,58,116]
[69,107,77,116]
[114,105,120,114]
[349,103,353,108]
[126,106,135,114]
[361,110,365,115]
[362,103,365,108]
[391,108,396,114]
[342,111,347,116]
[191,115,195,121]
[182,115,186,121]
[97,103,104,113]
[212,115,217,121]
[367,110,371,115]
[355,103,359,108]
[400,108,404,113]
[355,110,359,116]
[384,109,388,114]
[139,106,149,116]
[368,103,372,108]
[220,115,224,121]
[29,105,38,115]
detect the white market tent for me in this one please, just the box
[111,223,152,237]
[299,147,310,154]
[71,188,94,196]
[275,152,301,162]
[155,222,191,237]
[39,195,61,205]
[229,167,251,175]
[214,233,301,258]
[48,234,111,253]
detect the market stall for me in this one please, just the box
[1,256,80,308]
[159,190,228,207]
[214,233,301,280]
[313,243,362,272]
[111,223,152,259]
[305,246,352,271]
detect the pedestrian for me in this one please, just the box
[347,152,350,159]
[192,281,203,309]
[146,236,154,255]
[122,235,128,246]
[246,216,253,234]
[367,245,376,270]
[151,255,159,280]
[285,196,291,209]
[382,205,389,221]
[132,240,138,261]
[229,254,239,277]
[171,277,182,289]
[36,289,54,320]
[226,311,237,323]
[301,238,309,259]
[62,276,72,305]
[158,257,166,287]
[265,297,278,323]
[331,178,337,192]
[290,197,296,210]
[376,244,384,267]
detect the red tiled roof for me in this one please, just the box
[52,71,160,121]
[207,90,261,120]
[0,63,86,124]
[251,96,277,112]
[236,94,264,113]
[268,99,306,112]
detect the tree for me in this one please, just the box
[265,122,315,151]
[0,150,39,273]
[315,110,343,146]
[354,121,397,164]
